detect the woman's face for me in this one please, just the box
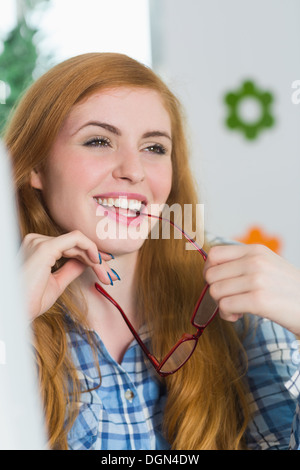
[31,87,173,255]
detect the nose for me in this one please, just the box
[112,151,145,184]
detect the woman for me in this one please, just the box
[3,53,299,450]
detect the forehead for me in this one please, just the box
[63,87,171,134]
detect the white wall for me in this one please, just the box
[0,142,46,449]
[149,0,300,267]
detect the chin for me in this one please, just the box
[96,237,147,257]
[95,217,150,254]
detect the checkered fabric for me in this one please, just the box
[65,315,299,450]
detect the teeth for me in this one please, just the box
[129,200,142,211]
[119,199,127,209]
[95,197,143,213]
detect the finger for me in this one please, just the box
[209,275,252,302]
[60,235,116,265]
[97,251,115,264]
[62,247,100,267]
[29,231,99,269]
[93,264,121,285]
[22,232,99,268]
[218,292,255,317]
[62,247,114,267]
[57,231,100,264]
[204,256,251,284]
[218,311,244,322]
[204,245,250,276]
[22,232,114,267]
[56,238,120,287]
[52,258,87,293]
[58,251,120,286]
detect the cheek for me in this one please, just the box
[157,163,173,200]
[45,156,99,197]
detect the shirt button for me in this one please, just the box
[124,389,135,402]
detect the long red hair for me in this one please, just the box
[3,53,249,449]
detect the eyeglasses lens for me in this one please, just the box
[159,339,197,373]
[193,288,218,327]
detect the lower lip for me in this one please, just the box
[94,199,145,226]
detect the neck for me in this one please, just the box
[77,250,140,363]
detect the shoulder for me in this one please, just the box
[236,314,298,386]
[239,314,297,358]
[237,315,299,449]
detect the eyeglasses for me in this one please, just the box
[94,213,218,376]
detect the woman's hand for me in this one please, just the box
[19,230,118,321]
[203,244,300,336]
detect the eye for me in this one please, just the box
[144,143,167,155]
[83,136,111,148]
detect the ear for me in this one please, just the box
[30,168,43,190]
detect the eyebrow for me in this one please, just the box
[73,121,172,141]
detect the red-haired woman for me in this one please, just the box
[3,53,300,450]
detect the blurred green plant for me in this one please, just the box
[0,0,51,133]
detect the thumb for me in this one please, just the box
[52,258,87,294]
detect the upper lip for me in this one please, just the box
[93,192,148,205]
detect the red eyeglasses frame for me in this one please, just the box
[94,213,218,376]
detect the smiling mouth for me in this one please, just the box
[93,196,146,218]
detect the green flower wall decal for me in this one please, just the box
[224,80,275,140]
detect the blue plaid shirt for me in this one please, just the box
[66,315,300,450]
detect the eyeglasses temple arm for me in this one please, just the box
[94,282,160,367]
[142,212,207,260]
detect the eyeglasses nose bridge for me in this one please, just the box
[194,327,204,339]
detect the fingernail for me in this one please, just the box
[107,252,115,259]
[111,268,121,281]
[107,271,113,286]
[98,253,102,264]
